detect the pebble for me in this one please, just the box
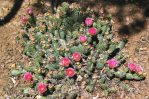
[77,75,83,82]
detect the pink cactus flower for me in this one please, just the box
[107,59,118,69]
[85,17,94,26]
[135,66,143,73]
[128,63,137,72]
[88,27,97,36]
[37,82,47,94]
[20,16,28,24]
[59,57,71,67]
[72,52,81,62]
[66,68,76,77]
[27,7,33,15]
[23,72,32,81]
[79,35,87,43]
[128,63,143,73]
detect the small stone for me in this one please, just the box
[120,91,124,99]
[145,96,149,99]
[92,74,98,79]
[77,75,83,82]
[36,95,41,99]
[84,74,89,78]
[93,94,99,99]
[139,47,147,51]
[10,77,16,86]
[10,64,16,68]
[81,81,86,89]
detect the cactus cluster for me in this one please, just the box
[12,2,145,98]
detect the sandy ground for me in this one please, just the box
[0,0,148,98]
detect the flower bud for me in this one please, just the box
[23,72,32,81]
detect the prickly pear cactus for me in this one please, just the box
[13,2,145,98]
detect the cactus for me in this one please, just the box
[126,73,145,80]
[96,61,105,70]
[106,69,115,78]
[12,2,145,98]
[11,69,26,76]
[68,93,78,99]
[114,71,126,79]
[51,72,65,80]
[86,80,96,93]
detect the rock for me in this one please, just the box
[77,75,83,82]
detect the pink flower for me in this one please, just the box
[23,72,32,81]
[66,68,76,77]
[128,63,137,72]
[79,35,87,43]
[27,7,33,15]
[20,16,28,24]
[72,52,81,62]
[128,63,143,73]
[59,57,71,67]
[88,27,97,36]
[107,59,118,68]
[85,17,94,26]
[135,66,143,73]
[37,82,47,94]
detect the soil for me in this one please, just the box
[0,0,148,99]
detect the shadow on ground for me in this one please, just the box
[20,0,149,36]
[72,0,149,36]
[0,0,149,36]
[0,0,23,26]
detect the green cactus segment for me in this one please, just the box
[51,72,65,80]
[24,44,36,57]
[45,63,59,70]
[68,93,78,99]
[86,80,96,93]
[59,31,66,39]
[70,44,85,54]
[100,83,109,90]
[98,74,107,84]
[33,52,43,67]
[117,39,128,50]
[101,25,109,34]
[34,32,43,43]
[103,87,117,97]
[72,31,78,39]
[58,2,69,14]
[35,73,44,81]
[24,66,37,73]
[96,62,105,70]
[106,69,115,78]
[87,62,94,72]
[108,42,117,53]
[126,73,145,80]
[97,41,108,53]
[11,69,26,76]
[114,71,126,79]
[29,15,36,26]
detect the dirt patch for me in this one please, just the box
[0,0,35,97]
[0,0,148,98]
[126,31,149,99]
